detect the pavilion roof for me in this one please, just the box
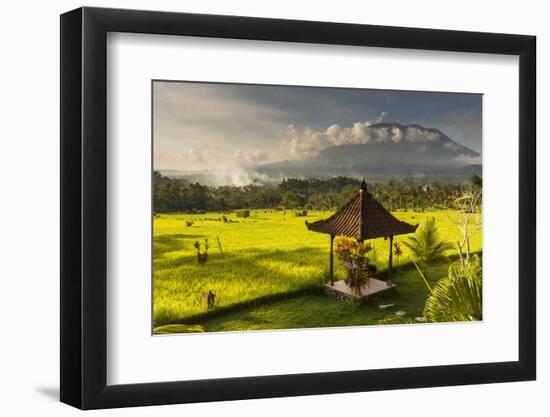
[306,180,417,240]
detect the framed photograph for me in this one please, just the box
[60,7,536,409]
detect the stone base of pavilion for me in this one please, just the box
[325,278,395,301]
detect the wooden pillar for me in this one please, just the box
[388,235,394,282]
[329,234,335,286]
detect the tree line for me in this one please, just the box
[153,171,482,213]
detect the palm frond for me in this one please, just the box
[424,255,482,322]
[412,260,433,294]
[403,217,451,279]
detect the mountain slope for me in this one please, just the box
[259,123,480,177]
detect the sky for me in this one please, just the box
[153,81,482,171]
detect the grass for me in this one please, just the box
[195,261,452,332]
[153,209,482,332]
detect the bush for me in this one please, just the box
[236,209,250,218]
[294,210,308,217]
[204,290,216,310]
[194,239,209,265]
[403,217,451,281]
[334,236,376,297]
[185,220,194,227]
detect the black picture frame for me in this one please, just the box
[60,6,536,410]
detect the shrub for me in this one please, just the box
[204,290,217,310]
[403,217,451,281]
[424,255,482,322]
[236,209,250,218]
[334,236,376,297]
[393,241,403,268]
[294,210,308,217]
[185,220,194,227]
[193,239,209,265]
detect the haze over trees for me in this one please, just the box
[153,171,479,214]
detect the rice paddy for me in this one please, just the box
[153,209,481,333]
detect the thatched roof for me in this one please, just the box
[306,180,417,240]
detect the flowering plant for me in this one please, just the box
[334,236,376,296]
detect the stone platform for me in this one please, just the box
[325,278,395,301]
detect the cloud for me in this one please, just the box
[391,127,403,143]
[455,154,481,165]
[404,126,440,142]
[154,82,289,150]
[172,146,268,170]
[280,115,443,159]
[233,149,268,164]
[212,165,270,187]
[179,148,206,162]
[160,146,271,186]
[444,141,458,150]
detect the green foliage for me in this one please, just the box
[193,239,209,253]
[334,237,376,297]
[195,293,425,332]
[280,191,304,209]
[377,315,416,325]
[393,241,403,257]
[424,255,482,322]
[403,217,452,281]
[153,210,481,328]
[469,174,483,189]
[193,239,209,265]
[318,268,333,285]
[235,209,250,218]
[153,324,205,334]
[393,240,403,269]
[204,290,217,310]
[412,260,433,294]
[153,172,475,214]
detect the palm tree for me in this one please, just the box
[424,255,482,322]
[403,217,452,281]
[393,241,403,269]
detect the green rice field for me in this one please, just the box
[153,209,481,333]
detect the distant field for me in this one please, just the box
[153,209,482,331]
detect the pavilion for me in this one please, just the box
[306,179,417,297]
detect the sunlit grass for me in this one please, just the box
[196,262,452,332]
[153,209,482,329]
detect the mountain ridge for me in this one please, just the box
[258,123,480,177]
